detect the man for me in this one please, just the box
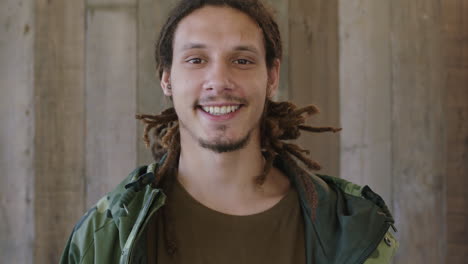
[60,0,398,263]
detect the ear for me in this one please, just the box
[267,59,280,98]
[161,70,172,96]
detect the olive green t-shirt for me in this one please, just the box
[154,180,306,264]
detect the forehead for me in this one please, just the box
[173,6,265,54]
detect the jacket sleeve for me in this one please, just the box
[59,230,96,264]
[59,206,99,264]
[59,232,80,264]
[364,231,399,264]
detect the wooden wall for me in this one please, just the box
[85,1,138,208]
[34,0,86,262]
[0,0,466,263]
[0,1,35,263]
[339,0,392,203]
[390,1,446,262]
[443,0,468,262]
[339,0,467,263]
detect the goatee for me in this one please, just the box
[198,129,251,153]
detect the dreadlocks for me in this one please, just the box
[136,99,341,211]
[136,107,180,186]
[137,100,341,257]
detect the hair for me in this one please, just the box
[155,0,282,79]
[138,0,341,256]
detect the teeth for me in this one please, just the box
[201,105,240,115]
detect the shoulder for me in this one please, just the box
[59,165,149,264]
[311,173,398,263]
[312,173,396,228]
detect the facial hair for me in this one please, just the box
[198,126,252,153]
[179,92,267,154]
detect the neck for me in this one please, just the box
[176,129,290,215]
[178,130,265,190]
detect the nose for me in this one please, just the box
[202,60,234,92]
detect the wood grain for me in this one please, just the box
[289,0,340,176]
[88,0,136,6]
[443,0,468,263]
[0,0,34,263]
[338,0,392,203]
[85,6,137,207]
[390,0,446,262]
[265,0,289,101]
[34,0,86,262]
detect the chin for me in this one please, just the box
[198,132,251,154]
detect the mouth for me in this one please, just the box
[197,104,243,116]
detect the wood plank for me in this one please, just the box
[34,0,86,263]
[86,7,137,207]
[0,0,34,263]
[289,0,340,176]
[445,69,468,218]
[442,0,468,262]
[390,1,446,263]
[136,0,173,166]
[447,243,468,264]
[338,0,392,203]
[88,0,136,6]
[447,213,468,244]
[265,0,289,101]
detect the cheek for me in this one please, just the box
[249,79,269,100]
[171,78,199,102]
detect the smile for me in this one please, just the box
[200,105,241,116]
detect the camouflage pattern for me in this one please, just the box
[364,231,399,264]
[317,174,364,197]
[59,164,165,264]
[60,157,398,264]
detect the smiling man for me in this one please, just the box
[60,0,398,263]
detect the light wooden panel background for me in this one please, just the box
[340,0,447,262]
[0,1,35,263]
[339,1,467,263]
[0,0,466,263]
[34,0,86,261]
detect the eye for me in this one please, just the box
[233,59,252,65]
[187,58,205,64]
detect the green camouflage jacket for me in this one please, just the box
[60,156,398,264]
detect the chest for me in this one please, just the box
[153,183,306,264]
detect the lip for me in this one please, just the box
[197,105,243,121]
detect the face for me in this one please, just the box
[161,6,280,153]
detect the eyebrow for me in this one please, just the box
[181,43,207,50]
[181,43,260,54]
[233,45,260,54]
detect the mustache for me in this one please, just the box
[195,95,248,106]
